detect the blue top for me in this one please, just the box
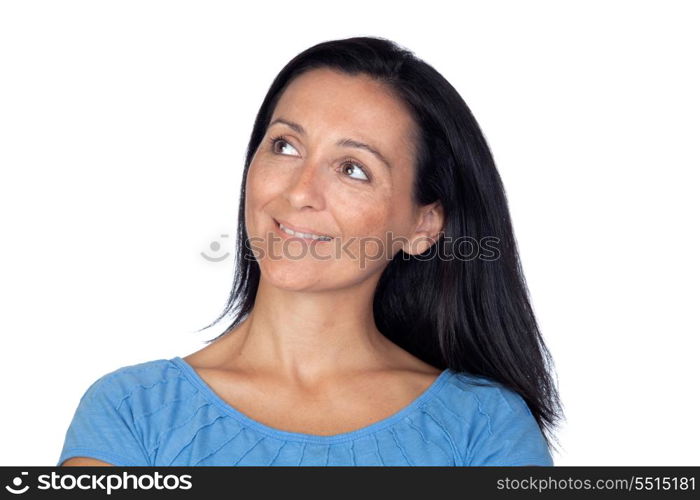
[57,357,553,466]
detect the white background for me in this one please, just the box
[1,0,698,466]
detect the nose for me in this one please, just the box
[284,158,327,210]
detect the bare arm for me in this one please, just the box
[61,457,114,466]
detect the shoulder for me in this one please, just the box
[433,369,530,415]
[58,357,186,467]
[426,370,553,466]
[77,357,183,408]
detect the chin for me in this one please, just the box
[259,260,327,290]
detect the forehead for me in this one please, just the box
[271,68,417,157]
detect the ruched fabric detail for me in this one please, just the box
[57,357,553,466]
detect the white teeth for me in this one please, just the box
[279,223,331,241]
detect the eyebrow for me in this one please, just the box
[268,117,392,170]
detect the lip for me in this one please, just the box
[273,218,334,242]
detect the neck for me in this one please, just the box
[222,275,395,384]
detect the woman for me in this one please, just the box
[59,36,563,466]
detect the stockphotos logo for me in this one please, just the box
[5,471,29,494]
[3,471,193,495]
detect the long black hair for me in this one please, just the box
[198,36,564,453]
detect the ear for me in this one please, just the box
[402,201,445,256]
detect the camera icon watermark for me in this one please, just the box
[5,471,29,495]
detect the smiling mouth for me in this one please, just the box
[275,220,333,241]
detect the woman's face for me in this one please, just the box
[245,67,439,291]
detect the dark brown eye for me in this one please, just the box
[341,160,369,181]
[268,136,297,155]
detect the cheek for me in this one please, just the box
[332,191,397,265]
[244,162,279,237]
[245,161,291,217]
[332,186,390,234]
[247,161,281,199]
[347,193,417,260]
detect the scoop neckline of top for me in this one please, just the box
[169,356,454,445]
